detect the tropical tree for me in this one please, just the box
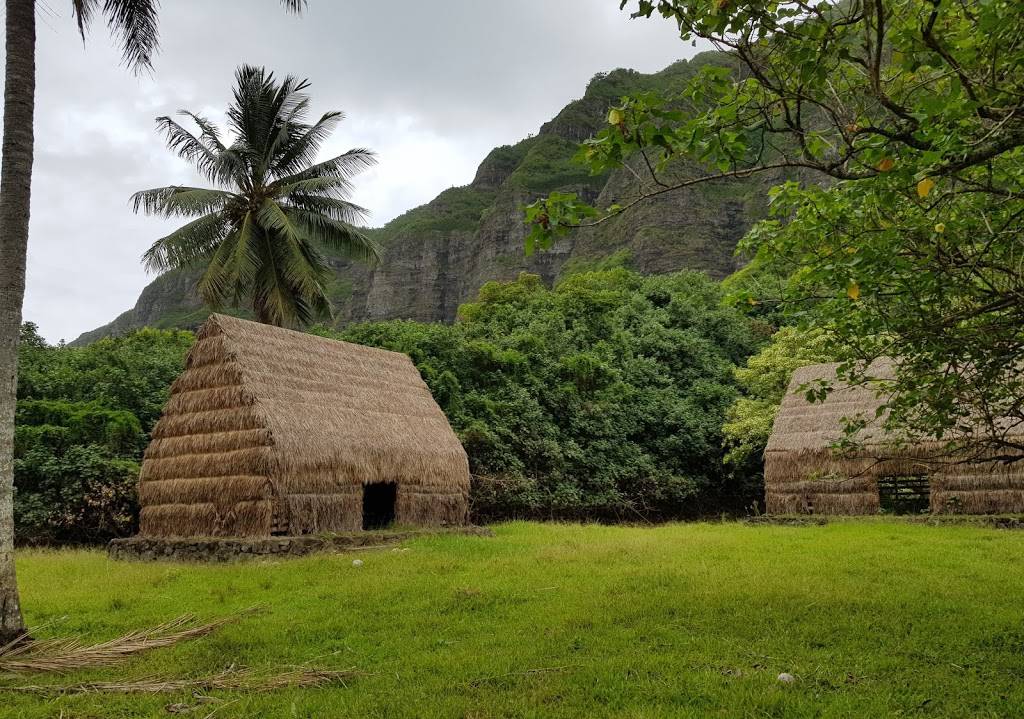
[0,0,306,644]
[132,66,380,327]
[526,0,1024,462]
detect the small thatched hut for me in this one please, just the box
[765,361,1024,515]
[139,314,470,537]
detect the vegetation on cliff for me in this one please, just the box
[74,54,779,345]
[528,0,1024,462]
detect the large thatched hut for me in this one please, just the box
[139,314,470,537]
[765,361,1024,515]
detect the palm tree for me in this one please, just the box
[132,66,380,327]
[0,0,307,645]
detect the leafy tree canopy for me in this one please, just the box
[722,326,836,468]
[334,268,759,521]
[526,0,1024,458]
[14,325,191,543]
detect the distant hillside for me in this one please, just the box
[73,53,791,345]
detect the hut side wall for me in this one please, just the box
[763,446,949,515]
[764,456,880,515]
[139,331,278,538]
[396,486,470,527]
[284,491,362,534]
[930,459,1024,513]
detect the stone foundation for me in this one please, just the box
[108,526,493,562]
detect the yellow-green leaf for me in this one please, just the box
[917,177,935,198]
[847,281,861,300]
[607,108,624,125]
[934,223,946,233]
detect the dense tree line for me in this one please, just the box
[334,268,762,521]
[14,324,191,543]
[14,267,792,541]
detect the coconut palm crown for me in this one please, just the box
[132,65,380,327]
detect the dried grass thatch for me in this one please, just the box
[0,613,240,673]
[765,361,1024,515]
[3,667,359,695]
[140,314,470,537]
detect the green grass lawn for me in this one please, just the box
[4,521,1024,717]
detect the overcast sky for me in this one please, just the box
[13,0,692,342]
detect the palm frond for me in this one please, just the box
[226,212,264,302]
[196,229,241,308]
[256,199,303,248]
[178,111,226,152]
[103,0,160,71]
[271,174,355,201]
[71,0,99,38]
[272,112,343,177]
[142,212,228,273]
[154,116,222,182]
[131,186,236,218]
[252,239,304,327]
[228,66,278,165]
[284,194,369,225]
[275,149,377,187]
[288,207,382,264]
[71,0,159,72]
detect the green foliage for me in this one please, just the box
[18,325,193,430]
[558,249,633,278]
[15,437,140,546]
[530,0,1024,457]
[14,324,191,544]
[508,135,607,195]
[339,268,757,521]
[376,186,495,239]
[133,65,379,327]
[721,327,836,468]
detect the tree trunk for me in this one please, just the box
[0,0,35,643]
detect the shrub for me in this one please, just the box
[340,268,758,521]
[14,325,191,544]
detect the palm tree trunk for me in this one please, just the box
[0,0,35,643]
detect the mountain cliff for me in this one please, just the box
[73,53,785,345]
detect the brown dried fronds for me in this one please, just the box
[2,667,359,695]
[0,609,257,674]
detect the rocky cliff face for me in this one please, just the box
[73,54,783,345]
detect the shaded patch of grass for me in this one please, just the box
[5,521,1024,717]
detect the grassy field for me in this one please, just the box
[3,521,1024,717]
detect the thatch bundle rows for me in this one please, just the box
[139,314,470,537]
[765,361,1024,515]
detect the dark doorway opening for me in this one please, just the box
[362,482,397,530]
[878,476,930,514]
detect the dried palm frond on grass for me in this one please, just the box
[2,666,360,696]
[0,610,253,674]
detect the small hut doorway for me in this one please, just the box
[878,475,930,514]
[362,482,397,530]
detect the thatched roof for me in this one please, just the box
[765,360,1024,515]
[140,314,470,537]
[766,359,898,455]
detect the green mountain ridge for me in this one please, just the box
[73,53,785,345]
